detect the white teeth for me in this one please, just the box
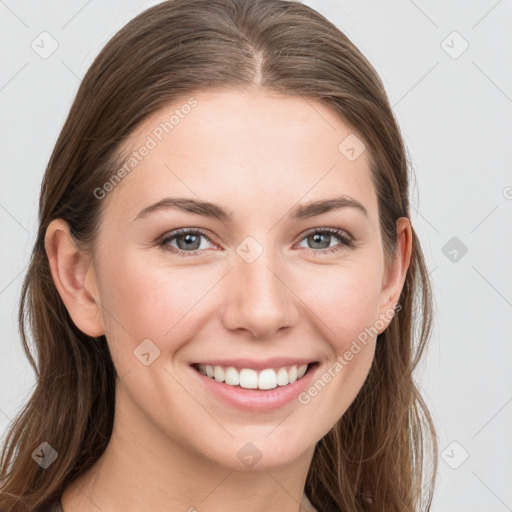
[276,367,289,386]
[258,369,277,390]
[213,366,224,382]
[224,366,240,386]
[240,368,258,389]
[197,363,310,390]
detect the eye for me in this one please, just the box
[159,228,217,256]
[296,228,353,255]
[159,227,354,258]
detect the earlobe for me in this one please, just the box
[44,219,105,337]
[377,217,412,333]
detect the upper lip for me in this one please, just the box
[191,357,317,370]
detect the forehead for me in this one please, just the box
[105,89,377,224]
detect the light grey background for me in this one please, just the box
[1,1,511,510]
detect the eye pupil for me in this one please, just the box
[177,233,201,250]
[309,233,330,249]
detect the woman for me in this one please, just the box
[0,0,437,510]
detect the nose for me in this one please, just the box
[220,249,299,339]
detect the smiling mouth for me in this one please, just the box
[191,362,319,391]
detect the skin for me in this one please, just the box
[46,89,412,512]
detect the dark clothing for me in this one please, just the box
[41,501,63,512]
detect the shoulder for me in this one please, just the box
[39,501,63,512]
[301,493,319,512]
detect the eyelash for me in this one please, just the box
[158,227,354,257]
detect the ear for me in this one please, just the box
[44,218,105,337]
[376,217,413,333]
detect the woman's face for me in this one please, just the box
[80,89,408,470]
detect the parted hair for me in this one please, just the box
[0,1,437,510]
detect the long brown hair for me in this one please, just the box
[0,1,437,510]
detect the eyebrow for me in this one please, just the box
[132,195,368,223]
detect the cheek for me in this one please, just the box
[292,263,382,430]
[297,260,383,351]
[96,252,217,356]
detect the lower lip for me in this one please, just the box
[190,363,319,412]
